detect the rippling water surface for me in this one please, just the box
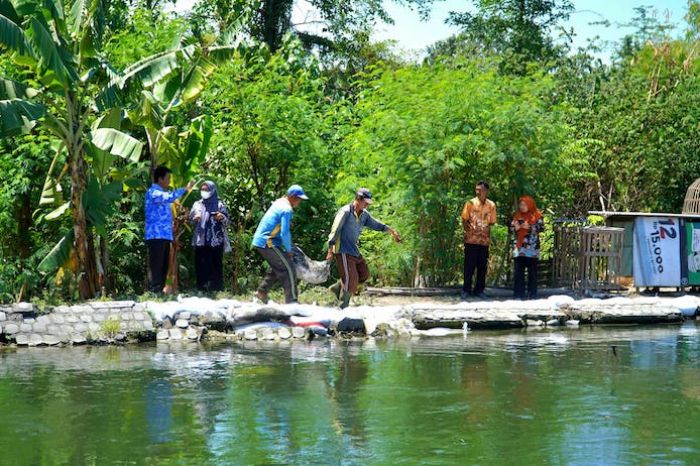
[1,323,700,465]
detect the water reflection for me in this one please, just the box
[0,324,698,464]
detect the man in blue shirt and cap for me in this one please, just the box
[326,188,401,308]
[252,185,308,303]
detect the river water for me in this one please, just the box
[1,323,700,465]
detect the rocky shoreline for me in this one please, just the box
[0,295,697,347]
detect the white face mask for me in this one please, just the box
[200,190,212,200]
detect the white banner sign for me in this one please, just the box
[633,217,681,287]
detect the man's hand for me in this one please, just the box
[326,248,334,261]
[186,180,197,191]
[389,228,402,243]
[193,215,202,223]
[214,212,225,222]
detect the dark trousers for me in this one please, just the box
[463,243,489,295]
[195,245,224,292]
[256,246,298,303]
[147,239,171,293]
[514,256,538,299]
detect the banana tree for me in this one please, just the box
[1,0,237,298]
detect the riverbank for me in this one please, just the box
[1,293,698,346]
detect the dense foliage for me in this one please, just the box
[2,0,700,302]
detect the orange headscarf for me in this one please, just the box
[513,195,543,248]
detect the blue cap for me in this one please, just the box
[287,185,308,200]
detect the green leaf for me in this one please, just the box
[0,78,38,99]
[206,45,239,63]
[39,175,62,205]
[97,48,185,109]
[0,98,45,136]
[67,0,88,37]
[92,106,122,130]
[27,16,76,84]
[38,230,74,274]
[84,178,122,237]
[0,0,21,24]
[91,128,143,162]
[45,200,70,220]
[0,12,33,56]
[181,114,212,174]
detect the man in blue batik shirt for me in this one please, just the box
[145,166,195,293]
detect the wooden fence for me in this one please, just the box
[553,225,624,291]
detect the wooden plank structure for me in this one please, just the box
[553,225,624,291]
[579,227,624,290]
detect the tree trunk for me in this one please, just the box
[70,144,98,299]
[164,203,187,295]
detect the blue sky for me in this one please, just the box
[174,0,691,59]
[373,0,689,56]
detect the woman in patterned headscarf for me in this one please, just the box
[510,195,544,300]
[189,181,230,291]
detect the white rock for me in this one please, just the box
[71,333,87,344]
[565,320,580,327]
[169,328,183,340]
[37,315,51,325]
[93,313,105,322]
[291,327,305,339]
[15,334,28,345]
[28,334,43,346]
[32,323,47,333]
[65,314,79,323]
[74,323,88,333]
[13,303,34,313]
[185,327,199,340]
[176,319,189,329]
[0,312,6,321]
[120,313,132,321]
[19,323,32,333]
[143,320,154,331]
[51,314,65,324]
[546,319,561,327]
[526,320,545,327]
[178,312,191,320]
[157,329,170,340]
[43,335,60,346]
[244,329,257,340]
[4,323,19,334]
[278,327,291,339]
[88,323,100,333]
[133,312,145,321]
[260,328,276,340]
[80,314,92,323]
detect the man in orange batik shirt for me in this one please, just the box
[461,181,497,300]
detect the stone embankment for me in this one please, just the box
[0,295,697,346]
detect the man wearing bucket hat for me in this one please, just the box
[326,188,401,308]
[252,185,309,304]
